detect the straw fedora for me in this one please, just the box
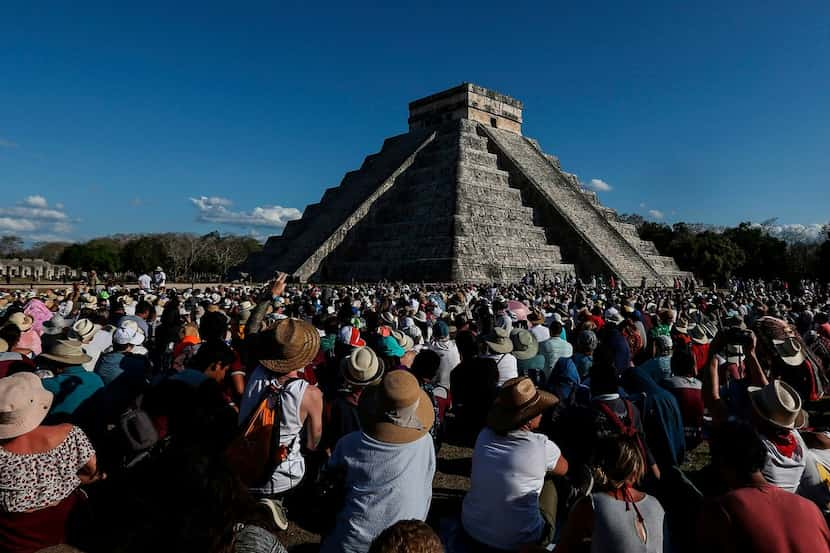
[510,329,539,360]
[258,318,320,374]
[342,346,384,387]
[749,380,807,429]
[689,324,709,345]
[380,312,397,327]
[39,339,93,365]
[359,370,434,444]
[71,318,101,343]
[673,318,690,335]
[487,376,558,434]
[0,372,53,439]
[239,300,254,312]
[773,337,806,367]
[6,312,34,332]
[390,330,415,353]
[42,316,70,336]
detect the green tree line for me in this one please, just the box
[0,232,261,280]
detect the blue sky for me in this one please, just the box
[1,1,828,244]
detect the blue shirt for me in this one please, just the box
[548,357,580,404]
[41,366,104,418]
[95,351,147,386]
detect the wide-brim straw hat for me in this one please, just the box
[39,338,93,365]
[71,318,101,342]
[689,324,710,345]
[358,370,434,444]
[0,372,53,439]
[390,330,415,353]
[258,318,320,374]
[485,329,514,354]
[773,337,806,367]
[342,346,385,387]
[487,376,558,434]
[749,380,808,430]
[510,329,539,360]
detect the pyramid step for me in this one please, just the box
[456,219,548,241]
[457,182,524,205]
[457,164,510,187]
[456,202,535,222]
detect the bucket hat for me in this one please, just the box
[342,346,384,387]
[39,338,93,365]
[510,329,539,360]
[0,373,53,439]
[114,320,146,346]
[359,370,434,444]
[258,318,320,374]
[487,376,558,434]
[749,380,807,429]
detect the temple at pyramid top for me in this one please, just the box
[241,83,689,285]
[408,83,524,135]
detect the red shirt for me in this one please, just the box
[702,484,830,553]
[690,343,710,374]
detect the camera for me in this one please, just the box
[721,327,753,348]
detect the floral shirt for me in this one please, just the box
[0,425,95,512]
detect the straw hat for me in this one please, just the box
[673,318,690,335]
[39,338,92,365]
[689,324,709,345]
[390,330,415,353]
[0,372,53,439]
[380,312,397,326]
[359,370,434,444]
[749,380,807,429]
[258,318,320,374]
[71,318,101,343]
[527,310,545,325]
[772,337,806,367]
[239,300,254,312]
[6,312,34,332]
[485,326,514,354]
[510,329,539,360]
[114,320,146,346]
[342,346,384,387]
[487,376,558,434]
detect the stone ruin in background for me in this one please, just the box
[243,83,689,285]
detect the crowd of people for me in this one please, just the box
[2,270,830,553]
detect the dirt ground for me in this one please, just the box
[277,440,711,551]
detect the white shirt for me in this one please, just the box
[427,339,461,388]
[483,353,519,386]
[463,427,561,550]
[81,328,115,372]
[138,274,152,290]
[530,324,551,343]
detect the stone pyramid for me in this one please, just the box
[244,83,689,286]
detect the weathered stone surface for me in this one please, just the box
[242,84,688,284]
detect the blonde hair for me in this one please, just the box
[591,436,646,491]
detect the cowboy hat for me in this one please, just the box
[258,318,320,374]
[749,380,807,429]
[413,311,428,324]
[0,372,53,439]
[673,318,690,334]
[239,300,254,312]
[39,339,93,365]
[6,312,34,332]
[342,346,384,387]
[71,318,101,343]
[358,370,434,444]
[689,324,710,345]
[773,337,806,367]
[487,376,558,434]
[510,329,539,360]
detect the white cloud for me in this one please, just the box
[189,196,302,228]
[639,202,646,208]
[755,222,828,244]
[0,218,37,232]
[648,209,665,220]
[0,196,75,240]
[587,178,613,192]
[23,195,48,208]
